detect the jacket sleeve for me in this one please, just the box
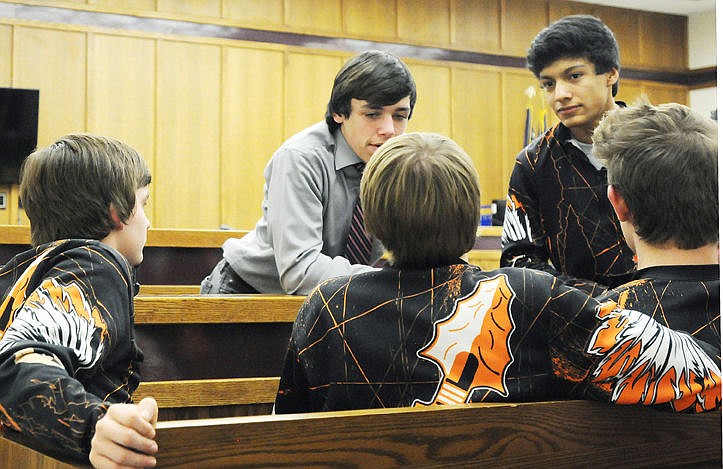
[0,245,134,460]
[549,298,721,413]
[500,146,557,275]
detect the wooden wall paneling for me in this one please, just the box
[88,33,157,223]
[87,0,157,12]
[500,0,548,57]
[283,51,343,138]
[0,185,9,224]
[547,0,594,21]
[640,82,689,106]
[405,61,451,136]
[0,24,12,224]
[397,0,451,47]
[450,0,501,53]
[156,40,222,228]
[8,185,26,225]
[616,78,645,106]
[285,0,342,34]
[639,13,687,71]
[221,45,285,230]
[342,0,398,41]
[14,26,87,147]
[500,69,540,184]
[593,7,643,71]
[156,0,222,19]
[451,66,505,202]
[222,0,284,28]
[0,24,11,85]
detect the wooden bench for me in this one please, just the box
[0,225,503,284]
[133,294,304,418]
[138,284,201,295]
[2,400,720,467]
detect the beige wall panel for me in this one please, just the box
[221,46,284,230]
[593,8,642,70]
[0,25,11,86]
[452,67,504,202]
[641,83,688,106]
[14,26,86,147]
[9,184,27,225]
[405,62,451,136]
[548,0,594,21]
[451,0,500,52]
[156,40,222,228]
[0,184,9,224]
[343,0,397,40]
[157,0,222,18]
[88,33,157,222]
[397,0,450,46]
[223,0,284,26]
[88,0,157,11]
[500,70,540,183]
[616,79,644,105]
[501,0,547,56]
[283,52,343,138]
[640,13,686,71]
[286,0,341,34]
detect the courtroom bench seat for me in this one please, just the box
[3,400,719,468]
[132,294,302,418]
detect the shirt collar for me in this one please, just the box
[334,128,365,171]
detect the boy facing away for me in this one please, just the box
[0,134,158,468]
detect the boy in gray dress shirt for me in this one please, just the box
[202,50,416,295]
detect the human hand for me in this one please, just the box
[89,397,159,468]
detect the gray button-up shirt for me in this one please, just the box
[224,121,384,295]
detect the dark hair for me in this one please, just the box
[20,134,151,246]
[527,15,621,96]
[361,132,479,268]
[325,50,417,132]
[593,100,718,249]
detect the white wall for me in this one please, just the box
[688,10,717,118]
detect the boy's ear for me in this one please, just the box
[606,67,620,87]
[607,185,630,222]
[109,204,124,230]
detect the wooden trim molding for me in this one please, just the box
[0,2,708,86]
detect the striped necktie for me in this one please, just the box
[344,165,372,265]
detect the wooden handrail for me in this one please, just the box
[2,400,720,467]
[151,401,721,467]
[133,294,304,324]
[135,377,279,408]
[0,225,247,248]
[137,284,201,295]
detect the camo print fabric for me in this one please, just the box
[0,240,142,461]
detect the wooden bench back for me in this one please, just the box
[156,401,722,467]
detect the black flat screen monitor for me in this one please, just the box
[0,88,39,184]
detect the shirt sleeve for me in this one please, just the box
[549,299,721,413]
[500,147,558,275]
[266,146,373,295]
[0,245,134,460]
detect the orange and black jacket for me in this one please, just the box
[500,120,636,287]
[0,240,142,462]
[274,262,720,414]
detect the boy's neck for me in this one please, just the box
[634,241,719,270]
